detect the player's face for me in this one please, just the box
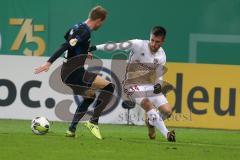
[93,19,105,30]
[149,34,164,52]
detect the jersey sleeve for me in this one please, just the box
[95,39,142,52]
[67,26,89,48]
[47,26,89,63]
[47,42,69,63]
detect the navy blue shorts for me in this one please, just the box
[61,62,97,95]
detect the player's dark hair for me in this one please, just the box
[151,26,166,38]
[89,6,107,21]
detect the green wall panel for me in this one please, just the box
[0,0,239,64]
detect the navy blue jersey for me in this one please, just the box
[48,22,91,63]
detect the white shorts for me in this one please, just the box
[124,84,168,108]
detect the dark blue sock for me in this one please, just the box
[90,83,115,124]
[69,96,95,132]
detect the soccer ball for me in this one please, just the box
[31,117,50,135]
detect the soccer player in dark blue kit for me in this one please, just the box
[34,6,114,139]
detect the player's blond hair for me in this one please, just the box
[89,6,107,21]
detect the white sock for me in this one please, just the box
[147,109,169,139]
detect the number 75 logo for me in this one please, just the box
[9,18,46,56]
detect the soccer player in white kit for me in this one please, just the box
[89,26,175,142]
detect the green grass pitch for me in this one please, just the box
[0,119,239,160]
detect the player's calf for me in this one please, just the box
[90,83,115,124]
[145,119,156,139]
[158,103,172,120]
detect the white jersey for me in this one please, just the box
[96,39,166,85]
[96,39,168,107]
[127,39,166,65]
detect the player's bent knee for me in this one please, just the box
[92,76,112,89]
[141,98,153,111]
[162,109,172,119]
[165,107,172,118]
[159,104,173,118]
[141,98,152,107]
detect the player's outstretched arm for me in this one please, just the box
[89,43,130,52]
[89,39,141,52]
[34,42,70,74]
[34,62,51,74]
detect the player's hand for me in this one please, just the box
[34,62,51,74]
[87,52,93,59]
[153,83,162,94]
